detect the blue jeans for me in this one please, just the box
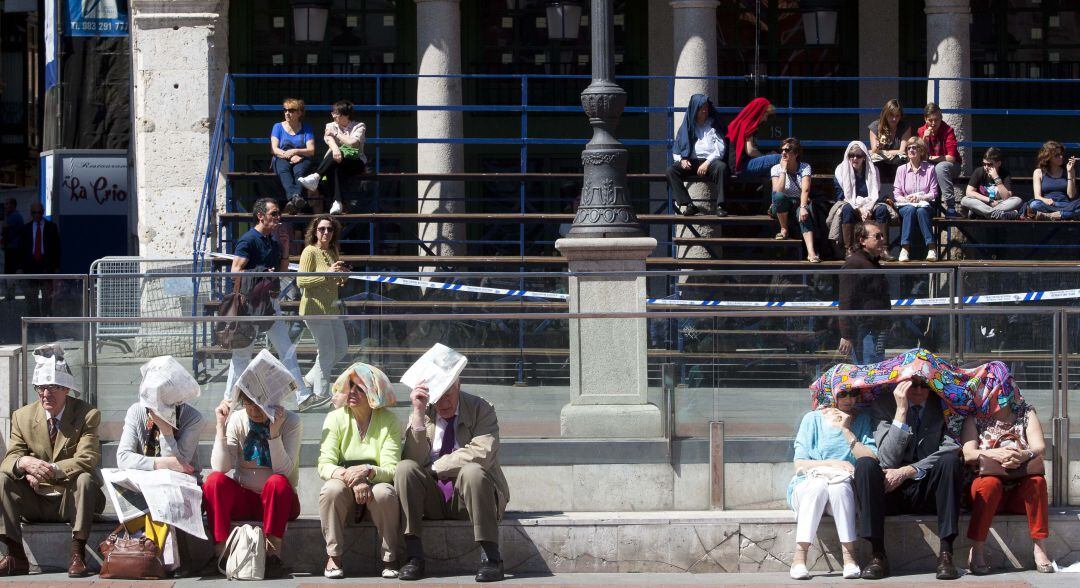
[737,154,782,182]
[851,326,886,365]
[897,205,933,245]
[272,156,313,199]
[841,202,889,225]
[1028,195,1080,219]
[771,192,814,233]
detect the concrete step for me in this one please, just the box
[17,510,1080,576]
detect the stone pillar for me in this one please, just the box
[130,1,228,258]
[415,0,464,258]
[858,0,899,129]
[0,345,21,449]
[925,0,972,175]
[555,237,662,438]
[647,0,674,247]
[670,0,719,259]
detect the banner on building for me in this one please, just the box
[65,0,130,37]
[44,1,58,90]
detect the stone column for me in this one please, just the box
[415,0,464,258]
[130,0,228,258]
[858,0,899,129]
[925,0,972,175]
[647,0,674,247]
[555,237,661,438]
[670,0,719,259]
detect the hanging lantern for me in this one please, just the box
[801,0,839,46]
[293,0,331,43]
[546,2,583,41]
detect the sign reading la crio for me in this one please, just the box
[61,157,129,215]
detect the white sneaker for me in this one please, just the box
[298,173,321,191]
[381,567,400,579]
[843,563,861,579]
[324,566,344,579]
[329,199,343,214]
[790,564,810,580]
[898,249,910,262]
[925,249,938,262]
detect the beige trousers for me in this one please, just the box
[394,459,501,543]
[0,472,105,542]
[318,479,402,561]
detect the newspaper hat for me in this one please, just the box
[32,344,79,394]
[230,349,297,423]
[400,343,467,405]
[138,356,201,429]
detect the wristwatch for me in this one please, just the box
[1026,450,1035,460]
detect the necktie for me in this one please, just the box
[48,417,59,445]
[436,416,457,502]
[910,405,923,430]
[33,222,43,262]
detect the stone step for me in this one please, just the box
[18,509,1080,576]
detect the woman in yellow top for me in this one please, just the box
[297,215,348,411]
[317,362,403,579]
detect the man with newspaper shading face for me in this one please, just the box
[395,346,510,583]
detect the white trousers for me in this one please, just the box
[304,318,348,398]
[224,301,310,402]
[790,477,857,544]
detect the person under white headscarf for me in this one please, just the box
[114,356,205,570]
[833,141,892,257]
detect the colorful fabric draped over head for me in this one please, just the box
[808,348,1021,440]
[330,362,397,409]
[724,97,772,173]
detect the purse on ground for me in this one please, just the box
[218,524,266,581]
[98,524,168,580]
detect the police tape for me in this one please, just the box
[207,253,1076,308]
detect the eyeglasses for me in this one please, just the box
[848,153,866,160]
[906,146,921,152]
[867,233,885,241]
[836,391,859,399]
[317,227,334,233]
[35,385,65,395]
[781,147,794,153]
[283,108,300,113]
[982,160,997,166]
[265,210,282,218]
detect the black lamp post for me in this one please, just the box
[567,0,643,238]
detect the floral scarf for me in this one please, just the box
[242,419,272,467]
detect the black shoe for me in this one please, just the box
[936,552,959,580]
[715,206,729,217]
[860,553,890,580]
[399,557,425,581]
[476,556,504,582]
[680,203,700,216]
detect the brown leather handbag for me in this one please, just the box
[976,432,1045,480]
[98,525,168,580]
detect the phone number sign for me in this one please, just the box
[65,0,130,38]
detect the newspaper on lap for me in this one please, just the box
[101,468,207,540]
[400,343,467,404]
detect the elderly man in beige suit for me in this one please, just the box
[395,376,509,583]
[0,345,104,577]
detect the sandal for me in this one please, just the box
[774,231,788,240]
[324,557,344,579]
[807,255,821,263]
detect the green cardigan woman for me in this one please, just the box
[317,362,403,579]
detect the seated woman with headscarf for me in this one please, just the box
[207,350,302,578]
[115,356,204,570]
[960,386,1053,574]
[787,385,878,580]
[666,93,729,217]
[317,362,403,579]
[726,97,781,181]
[835,141,890,257]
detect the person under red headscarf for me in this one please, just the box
[725,97,781,179]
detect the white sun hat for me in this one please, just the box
[138,356,201,429]
[31,344,79,394]
[230,349,297,423]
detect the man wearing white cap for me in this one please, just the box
[0,345,104,577]
[395,346,510,583]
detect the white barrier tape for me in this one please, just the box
[206,253,1078,308]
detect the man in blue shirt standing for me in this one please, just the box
[224,198,314,409]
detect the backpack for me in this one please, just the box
[218,524,265,581]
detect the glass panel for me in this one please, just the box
[0,276,87,345]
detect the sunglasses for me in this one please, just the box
[265,210,282,218]
[317,227,334,233]
[848,153,866,160]
[982,160,997,166]
[867,233,885,241]
[836,391,859,399]
[781,147,795,153]
[283,108,300,113]
[906,146,921,152]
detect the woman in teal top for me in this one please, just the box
[787,389,878,580]
[317,362,403,579]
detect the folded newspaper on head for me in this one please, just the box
[400,344,467,405]
[101,468,207,540]
[232,349,297,423]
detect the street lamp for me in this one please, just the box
[547,2,583,41]
[801,0,839,45]
[567,0,643,238]
[293,0,331,43]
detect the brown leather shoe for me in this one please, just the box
[68,538,89,578]
[860,553,890,580]
[935,551,959,580]
[0,547,29,576]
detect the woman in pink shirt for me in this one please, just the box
[892,139,939,262]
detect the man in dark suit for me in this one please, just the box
[854,378,962,580]
[395,377,510,582]
[18,203,61,333]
